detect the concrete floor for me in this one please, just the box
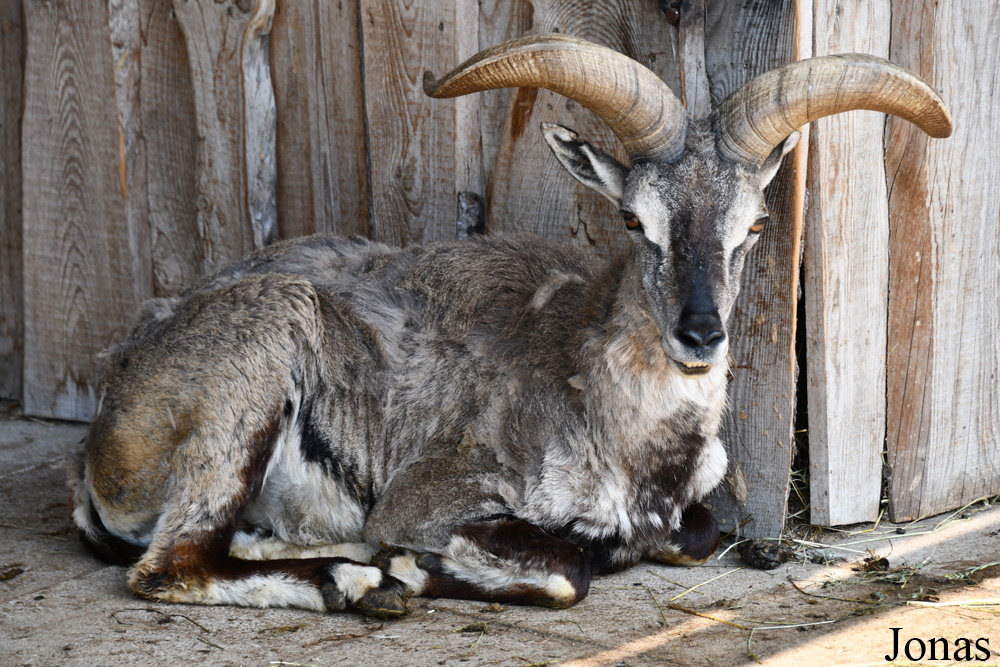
[2,408,998,666]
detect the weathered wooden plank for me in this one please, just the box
[803,0,890,526]
[22,0,152,420]
[477,0,534,206]
[108,0,153,293]
[487,0,680,257]
[701,0,806,538]
[1,0,24,400]
[171,0,277,271]
[270,0,369,240]
[453,0,484,219]
[358,0,462,245]
[677,0,710,120]
[141,0,200,296]
[886,0,1000,520]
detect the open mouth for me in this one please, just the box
[674,360,713,376]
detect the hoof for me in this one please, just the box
[355,582,409,619]
[370,545,407,571]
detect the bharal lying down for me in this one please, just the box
[69,34,951,617]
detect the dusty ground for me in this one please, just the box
[1,405,998,666]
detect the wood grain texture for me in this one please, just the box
[22,0,151,420]
[241,1,277,249]
[270,0,369,240]
[803,0,889,526]
[358,0,463,245]
[701,0,805,538]
[140,0,200,296]
[171,0,276,271]
[452,0,483,214]
[108,0,153,296]
[886,0,1000,520]
[486,0,680,258]
[1,0,24,400]
[677,0,709,120]
[477,0,534,209]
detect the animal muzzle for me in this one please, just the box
[668,309,727,376]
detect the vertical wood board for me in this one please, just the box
[886,0,1000,520]
[477,0,534,205]
[140,0,200,297]
[108,0,153,304]
[171,0,275,272]
[359,0,464,246]
[22,0,152,420]
[804,0,890,526]
[702,0,805,538]
[1,0,24,400]
[270,0,369,240]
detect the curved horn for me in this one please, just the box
[424,33,687,162]
[713,53,953,165]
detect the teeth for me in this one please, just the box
[681,361,709,368]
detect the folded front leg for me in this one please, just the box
[373,518,592,608]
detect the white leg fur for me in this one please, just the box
[328,563,383,603]
[228,533,374,563]
[386,552,430,595]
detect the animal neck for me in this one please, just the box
[580,248,729,444]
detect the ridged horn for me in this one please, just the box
[713,53,953,165]
[424,33,687,162]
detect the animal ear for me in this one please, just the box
[756,130,800,188]
[541,122,628,207]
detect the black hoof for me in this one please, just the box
[355,579,410,619]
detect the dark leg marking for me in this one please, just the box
[648,503,720,565]
[381,519,592,608]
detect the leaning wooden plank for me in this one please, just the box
[270,0,369,240]
[803,0,890,525]
[487,0,680,258]
[358,0,463,245]
[140,0,200,296]
[0,0,24,400]
[701,0,806,538]
[171,0,277,270]
[886,0,1000,521]
[22,0,152,420]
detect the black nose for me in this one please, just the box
[675,312,725,350]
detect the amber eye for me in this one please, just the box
[749,216,768,234]
[622,211,642,231]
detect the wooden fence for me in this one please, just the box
[0,0,996,537]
